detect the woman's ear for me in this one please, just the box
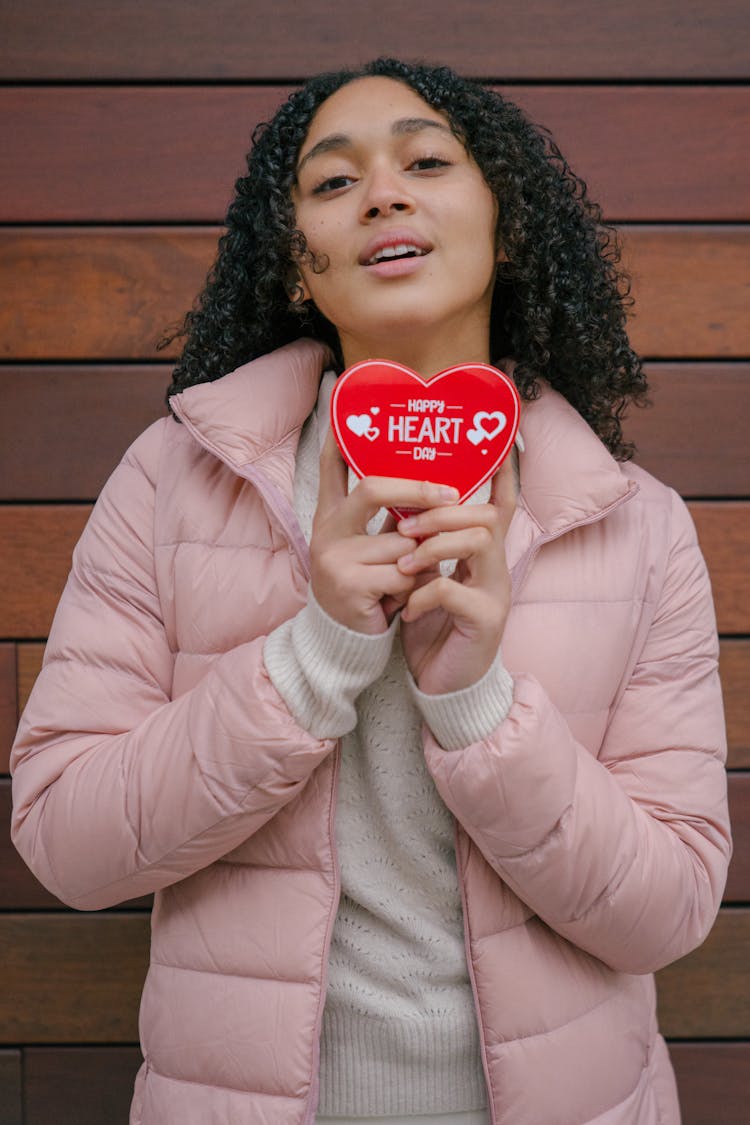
[285,266,312,307]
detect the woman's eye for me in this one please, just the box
[312,174,355,195]
[410,156,450,171]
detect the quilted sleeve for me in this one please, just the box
[10,421,335,910]
[423,490,731,974]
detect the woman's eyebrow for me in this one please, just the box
[296,118,454,177]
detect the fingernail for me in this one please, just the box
[438,485,459,501]
[399,553,415,569]
[399,517,416,532]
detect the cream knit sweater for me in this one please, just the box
[264,374,514,1115]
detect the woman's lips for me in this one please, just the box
[361,249,432,278]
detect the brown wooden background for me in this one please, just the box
[1,3,749,1122]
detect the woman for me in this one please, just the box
[11,58,731,1124]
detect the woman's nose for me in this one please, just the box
[360,165,415,220]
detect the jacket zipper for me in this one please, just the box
[456,822,498,1125]
[459,478,640,1125]
[173,402,342,1124]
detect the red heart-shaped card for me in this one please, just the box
[330,359,520,520]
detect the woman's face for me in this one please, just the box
[291,76,500,371]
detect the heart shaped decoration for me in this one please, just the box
[330,359,521,519]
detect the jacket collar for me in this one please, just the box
[169,339,329,498]
[515,381,637,536]
[170,340,636,534]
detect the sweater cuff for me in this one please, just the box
[263,590,397,739]
[409,649,514,751]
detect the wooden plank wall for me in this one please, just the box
[2,3,749,1120]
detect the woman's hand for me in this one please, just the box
[310,432,461,634]
[397,457,517,694]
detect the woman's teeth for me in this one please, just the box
[367,244,427,264]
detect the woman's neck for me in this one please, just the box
[338,329,492,380]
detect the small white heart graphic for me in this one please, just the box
[466,411,507,446]
[370,406,380,414]
[365,426,380,442]
[346,413,373,437]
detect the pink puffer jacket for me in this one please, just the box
[11,339,730,1124]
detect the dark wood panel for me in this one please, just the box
[2,86,748,222]
[0,915,150,1043]
[1,503,747,638]
[10,1044,750,1125]
[1,227,748,361]
[509,88,750,223]
[691,504,750,636]
[24,1047,141,1125]
[0,781,77,908]
[0,782,152,911]
[0,228,219,362]
[669,1043,750,1125]
[722,641,750,770]
[0,1051,22,1125]
[656,909,750,1037]
[725,775,750,903]
[0,646,16,774]
[1,1,748,79]
[628,365,750,498]
[3,363,747,502]
[0,909,744,1041]
[1,366,169,501]
[16,644,43,724]
[0,87,290,223]
[0,507,90,638]
[621,227,750,359]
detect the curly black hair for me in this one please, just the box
[164,57,647,459]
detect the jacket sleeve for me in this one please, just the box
[10,421,336,911]
[423,489,732,974]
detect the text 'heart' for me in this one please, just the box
[330,359,521,520]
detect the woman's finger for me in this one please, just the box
[397,526,496,576]
[401,575,494,627]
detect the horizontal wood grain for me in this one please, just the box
[3,363,746,502]
[1,0,748,79]
[669,1043,750,1125]
[24,1047,142,1125]
[0,227,748,361]
[9,1043,750,1125]
[0,228,218,362]
[0,782,152,910]
[2,502,747,638]
[0,909,744,1041]
[0,1050,22,1125]
[0,507,89,638]
[1,366,169,501]
[0,647,16,775]
[627,365,750,498]
[657,909,750,1037]
[2,86,748,222]
[721,641,750,769]
[15,645,41,729]
[690,504,750,637]
[0,915,150,1043]
[620,227,750,359]
[724,774,750,903]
